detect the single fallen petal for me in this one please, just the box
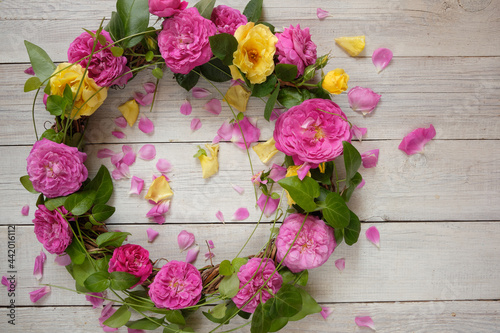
[232,207,249,221]
[198,144,219,179]
[205,251,215,261]
[122,145,133,154]
[335,36,366,57]
[398,124,436,155]
[252,138,279,164]
[130,176,145,195]
[269,164,287,182]
[257,194,280,217]
[111,131,126,139]
[178,230,195,251]
[191,118,202,131]
[146,228,159,243]
[335,258,346,271]
[99,302,118,332]
[208,240,215,249]
[204,99,222,115]
[366,226,380,248]
[97,148,116,159]
[145,175,173,203]
[86,292,105,309]
[224,85,251,112]
[185,246,200,264]
[111,167,127,180]
[355,316,375,330]
[156,159,172,174]
[351,125,368,142]
[232,184,244,195]
[297,163,312,181]
[114,116,128,128]
[138,115,154,134]
[348,87,382,115]
[54,253,71,266]
[146,200,171,220]
[143,82,156,94]
[24,66,36,75]
[215,211,225,223]
[361,149,380,168]
[138,144,156,160]
[111,152,124,167]
[22,205,30,216]
[152,215,165,225]
[192,87,211,99]
[134,91,154,106]
[180,100,192,115]
[122,151,136,166]
[357,178,366,189]
[317,8,330,20]
[231,117,261,149]
[29,286,51,303]
[115,163,130,179]
[320,307,334,320]
[33,251,47,281]
[270,108,284,121]
[372,48,393,73]
[1,276,8,286]
[118,99,139,127]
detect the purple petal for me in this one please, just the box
[97,148,116,159]
[185,246,200,263]
[317,8,330,20]
[99,302,118,332]
[130,176,145,195]
[191,118,202,131]
[33,251,47,281]
[335,258,345,271]
[269,164,287,182]
[204,99,222,115]
[355,316,375,330]
[22,205,30,216]
[361,149,379,168]
[178,230,195,251]
[180,100,192,115]
[134,92,154,106]
[147,228,159,243]
[320,307,333,320]
[232,207,249,221]
[54,253,71,266]
[372,48,393,73]
[398,124,436,155]
[138,144,156,160]
[86,292,105,309]
[232,184,245,195]
[24,66,36,75]
[29,286,51,303]
[215,211,225,223]
[156,159,172,174]
[366,226,380,248]
[297,163,311,181]
[111,131,126,139]
[138,115,154,134]
[192,87,211,99]
[351,125,367,142]
[205,251,215,261]
[208,240,215,249]
[1,276,8,287]
[257,194,280,217]
[143,82,156,94]
[270,108,284,121]
[348,87,381,115]
[114,116,128,128]
[357,178,366,189]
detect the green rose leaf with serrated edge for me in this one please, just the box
[65,239,86,265]
[103,304,131,328]
[344,210,361,246]
[252,75,277,97]
[278,176,320,212]
[40,129,64,144]
[44,196,67,211]
[72,257,96,287]
[200,58,232,82]
[321,192,351,229]
[175,69,200,91]
[342,172,363,202]
[96,232,131,248]
[106,11,124,43]
[109,271,140,290]
[83,271,110,292]
[264,85,280,121]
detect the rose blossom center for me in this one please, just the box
[248,49,259,63]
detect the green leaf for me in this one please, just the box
[103,304,131,328]
[36,193,45,207]
[116,0,149,48]
[62,84,73,104]
[174,70,200,91]
[232,258,248,272]
[321,192,350,229]
[96,257,110,272]
[252,75,277,97]
[310,161,333,185]
[109,271,140,290]
[244,0,264,22]
[44,196,66,211]
[288,288,322,321]
[24,41,56,83]
[334,227,344,246]
[259,22,275,34]
[209,33,238,66]
[165,310,186,326]
[24,76,42,92]
[126,317,164,330]
[107,11,125,43]
[236,112,245,121]
[274,284,302,317]
[110,47,124,57]
[342,172,363,202]
[46,95,66,116]
[202,301,239,324]
[218,273,239,298]
[152,67,164,79]
[96,232,131,248]
[65,240,87,265]
[279,268,308,287]
[85,165,113,205]
[145,51,154,62]
[278,176,320,212]
[309,87,331,100]
[344,210,361,246]
[40,129,64,143]
[64,190,96,215]
[251,303,271,333]
[343,141,362,183]
[72,257,97,287]
[275,64,298,82]
[84,271,110,292]
[92,204,116,222]
[294,270,308,287]
[210,303,227,319]
[269,317,289,332]
[194,0,216,19]
[200,58,232,82]
[315,54,329,69]
[193,146,207,158]
[264,86,280,121]
[277,87,312,108]
[20,175,38,194]
[219,260,233,276]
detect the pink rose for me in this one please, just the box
[27,138,88,198]
[67,30,132,87]
[148,260,202,309]
[148,0,187,17]
[275,213,336,273]
[232,258,282,313]
[273,98,351,166]
[210,5,248,35]
[108,244,153,288]
[158,7,217,74]
[276,24,317,77]
[33,205,73,255]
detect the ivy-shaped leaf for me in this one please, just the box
[103,304,131,328]
[251,303,271,333]
[109,271,140,290]
[274,284,302,317]
[64,190,96,215]
[24,41,56,83]
[218,274,239,298]
[84,271,110,292]
[344,210,361,246]
[278,176,320,212]
[321,192,350,229]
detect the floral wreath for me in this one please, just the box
[17,0,435,332]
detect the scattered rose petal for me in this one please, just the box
[198,144,219,179]
[118,100,139,127]
[204,99,222,115]
[177,230,195,252]
[270,108,284,121]
[205,251,215,261]
[29,286,51,303]
[355,316,375,330]
[185,246,200,264]
[335,258,345,271]
[22,205,30,216]
[348,87,381,115]
[24,66,35,75]
[192,87,211,99]
[33,251,47,281]
[144,175,173,203]
[97,148,116,159]
[138,144,156,160]
[366,226,380,248]
[335,36,366,57]
[138,115,154,134]
[144,82,156,94]
[224,85,251,112]
[130,176,145,195]
[252,138,279,164]
[43,94,48,106]
[146,200,171,220]
[398,124,436,155]
[99,302,118,332]
[1,276,9,287]
[231,117,261,149]
[54,253,71,266]
[121,150,136,166]
[111,131,126,139]
[180,100,192,115]
[320,307,333,320]
[156,159,172,174]
[361,149,379,168]
[191,118,202,131]
[269,164,287,182]
[122,145,133,154]
[86,292,105,309]
[128,329,145,333]
[215,211,225,223]
[317,8,330,20]
[251,171,267,185]
[257,194,280,217]
[114,116,128,128]
[297,163,311,181]
[351,125,367,142]
[232,184,244,195]
[152,215,165,225]
[208,240,215,249]
[147,228,159,243]
[357,178,366,189]
[134,91,154,106]
[232,207,249,221]
[372,48,393,73]
[112,163,130,180]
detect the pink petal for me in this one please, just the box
[111,152,124,166]
[372,48,393,73]
[351,125,367,142]
[270,108,284,121]
[232,184,245,195]
[111,131,126,139]
[86,292,105,309]
[398,124,436,155]
[357,178,366,189]
[130,176,145,195]
[29,286,51,303]
[143,82,156,94]
[361,149,379,168]
[317,8,330,20]
[1,276,9,287]
[215,210,225,223]
[54,253,71,266]
[24,66,36,75]
[221,117,260,149]
[134,92,154,106]
[112,163,130,180]
[297,163,311,181]
[156,158,172,174]
[192,87,211,99]
[232,207,249,221]
[97,148,116,159]
[146,228,159,243]
[128,329,146,333]
[366,226,380,248]
[99,302,118,332]
[335,258,345,271]
[138,144,156,160]
[152,215,165,225]
[114,116,128,128]
[269,164,287,182]
[320,307,333,320]
[185,246,200,264]
[204,99,222,115]
[180,100,192,115]
[355,316,375,330]
[121,151,136,166]
[205,251,215,261]
[190,118,202,131]
[22,205,30,216]
[138,115,154,134]
[177,230,195,252]
[348,87,382,115]
[208,240,215,249]
[257,194,280,217]
[230,79,243,87]
[122,145,133,154]
[146,200,171,218]
[33,251,47,281]
[212,134,222,144]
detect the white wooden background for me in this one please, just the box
[1,0,499,332]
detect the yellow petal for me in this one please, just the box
[118,99,139,127]
[252,138,279,164]
[198,144,219,179]
[145,175,173,203]
[285,165,311,206]
[335,36,366,57]
[224,85,251,112]
[229,65,244,81]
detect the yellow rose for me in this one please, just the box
[233,22,278,84]
[322,68,349,95]
[49,63,108,119]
